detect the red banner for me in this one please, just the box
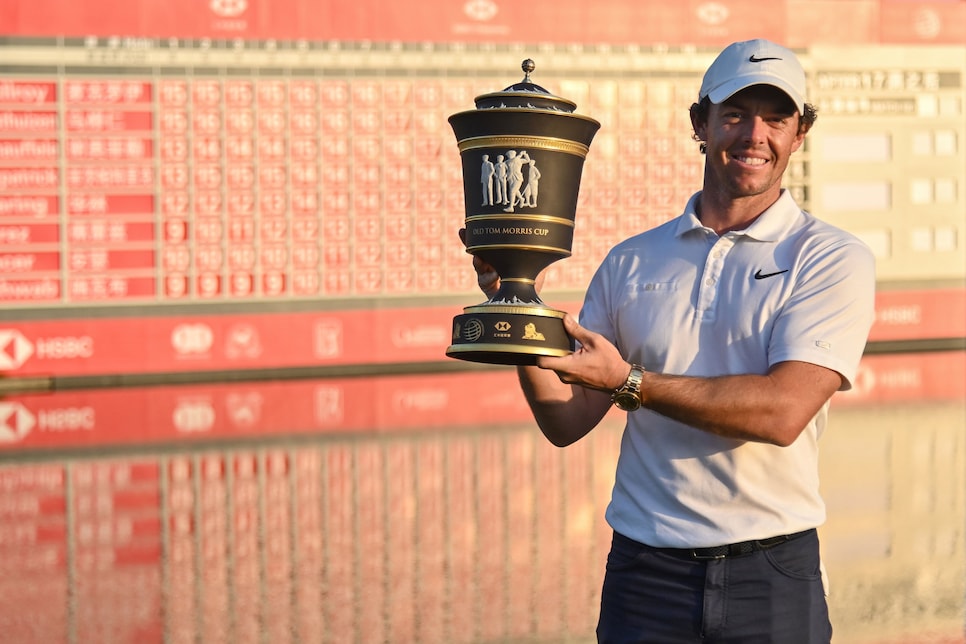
[0,369,538,450]
[0,305,455,376]
[879,0,966,45]
[0,288,963,378]
[0,350,959,451]
[870,287,966,342]
[3,0,964,45]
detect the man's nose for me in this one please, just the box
[741,116,769,144]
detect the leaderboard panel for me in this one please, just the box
[809,45,966,283]
[0,42,456,305]
[4,38,962,318]
[0,38,718,310]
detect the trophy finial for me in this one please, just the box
[474,58,578,112]
[521,59,536,83]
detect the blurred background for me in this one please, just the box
[0,0,964,642]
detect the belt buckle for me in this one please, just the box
[757,534,790,550]
[691,547,727,560]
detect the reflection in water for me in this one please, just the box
[0,371,963,643]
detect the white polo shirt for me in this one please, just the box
[579,190,876,548]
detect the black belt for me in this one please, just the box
[624,528,815,561]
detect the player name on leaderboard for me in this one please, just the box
[0,78,156,303]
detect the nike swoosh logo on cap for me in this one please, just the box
[754,269,789,280]
[749,55,782,63]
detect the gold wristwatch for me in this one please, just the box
[612,364,645,411]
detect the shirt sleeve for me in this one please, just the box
[768,236,876,391]
[576,253,617,344]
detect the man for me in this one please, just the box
[481,154,496,206]
[502,149,532,212]
[466,39,876,643]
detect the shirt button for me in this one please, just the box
[705,278,715,286]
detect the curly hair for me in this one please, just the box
[689,95,818,154]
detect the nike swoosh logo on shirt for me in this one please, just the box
[754,269,789,280]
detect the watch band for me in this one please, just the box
[612,364,645,411]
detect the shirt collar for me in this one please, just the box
[674,190,802,241]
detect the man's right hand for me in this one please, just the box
[458,228,549,301]
[536,313,631,393]
[458,228,501,299]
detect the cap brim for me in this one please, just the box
[706,74,805,114]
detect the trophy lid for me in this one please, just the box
[473,59,578,113]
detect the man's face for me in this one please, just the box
[694,85,805,202]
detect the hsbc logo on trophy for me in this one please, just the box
[0,402,35,443]
[0,329,33,370]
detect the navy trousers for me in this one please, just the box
[596,529,832,643]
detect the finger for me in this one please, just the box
[561,313,593,344]
[460,228,501,298]
[472,257,498,279]
[534,354,567,371]
[470,256,499,296]
[471,255,492,273]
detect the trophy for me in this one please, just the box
[446,60,600,365]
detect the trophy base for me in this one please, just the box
[446,304,575,366]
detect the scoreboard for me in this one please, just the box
[0,40,474,303]
[0,0,964,380]
[0,38,721,306]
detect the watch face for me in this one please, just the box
[614,392,641,412]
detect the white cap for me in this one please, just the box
[699,39,806,114]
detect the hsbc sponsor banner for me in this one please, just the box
[869,287,966,342]
[0,351,962,451]
[2,0,777,45]
[835,351,966,407]
[0,306,455,376]
[557,290,966,342]
[3,0,963,46]
[0,370,535,450]
[0,288,963,377]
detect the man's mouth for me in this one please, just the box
[732,155,768,166]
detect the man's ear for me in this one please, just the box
[689,103,706,141]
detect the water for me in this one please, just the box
[0,372,963,643]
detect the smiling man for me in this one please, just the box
[465,39,877,643]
